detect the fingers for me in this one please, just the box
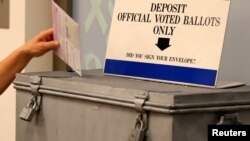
[41,40,59,50]
[41,28,54,36]
[36,28,55,41]
[20,29,59,58]
[30,41,59,57]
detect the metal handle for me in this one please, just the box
[217,113,243,125]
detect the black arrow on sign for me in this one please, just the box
[155,37,171,51]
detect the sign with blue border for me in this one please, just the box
[104,0,231,87]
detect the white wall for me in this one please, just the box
[0,1,52,141]
[0,1,25,141]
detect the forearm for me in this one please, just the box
[0,47,32,94]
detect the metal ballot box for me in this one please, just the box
[14,70,250,141]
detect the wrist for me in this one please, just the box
[17,45,33,61]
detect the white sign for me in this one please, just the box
[52,1,82,75]
[104,0,235,87]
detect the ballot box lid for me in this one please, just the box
[14,70,250,114]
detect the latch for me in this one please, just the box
[134,91,149,112]
[19,76,43,122]
[217,112,243,125]
[128,91,149,141]
[18,74,73,122]
[30,75,42,96]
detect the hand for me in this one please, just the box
[0,28,59,94]
[20,28,59,58]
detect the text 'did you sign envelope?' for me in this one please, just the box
[104,0,244,88]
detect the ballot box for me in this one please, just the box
[14,70,250,141]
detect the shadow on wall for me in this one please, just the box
[219,0,250,85]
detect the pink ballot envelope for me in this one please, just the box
[52,0,82,76]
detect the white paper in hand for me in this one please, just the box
[52,1,82,75]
